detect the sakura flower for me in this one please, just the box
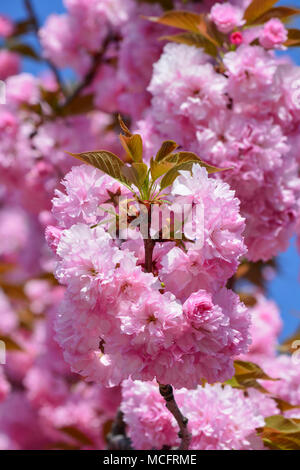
[259,19,288,50]
[0,15,14,38]
[122,380,277,450]
[0,369,10,403]
[0,50,20,81]
[210,2,245,34]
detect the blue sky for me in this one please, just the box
[1,0,300,339]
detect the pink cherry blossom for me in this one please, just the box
[0,51,20,80]
[210,2,245,34]
[259,19,288,50]
[0,15,14,38]
[122,380,278,450]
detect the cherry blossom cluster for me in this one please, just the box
[49,162,250,389]
[138,3,300,261]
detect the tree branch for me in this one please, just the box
[158,383,191,450]
[24,0,66,96]
[106,409,132,450]
[144,238,155,274]
[60,32,116,111]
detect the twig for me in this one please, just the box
[158,383,191,450]
[144,238,155,273]
[24,0,66,96]
[106,409,132,450]
[60,32,115,111]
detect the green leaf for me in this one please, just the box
[118,114,132,137]
[122,162,148,188]
[148,10,204,33]
[155,140,178,162]
[160,161,194,190]
[272,398,300,414]
[160,154,228,190]
[59,426,94,446]
[161,32,218,56]
[150,157,174,181]
[252,7,300,25]
[244,0,278,24]
[259,415,300,450]
[204,17,226,46]
[234,360,277,381]
[67,150,130,187]
[120,134,143,163]
[166,151,228,170]
[226,360,278,393]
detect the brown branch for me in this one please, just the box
[158,383,191,450]
[144,238,155,273]
[106,409,132,450]
[60,32,116,111]
[24,0,66,97]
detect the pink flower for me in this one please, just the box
[52,164,130,229]
[45,226,62,254]
[144,42,300,262]
[40,0,133,73]
[259,19,288,50]
[121,380,178,450]
[258,355,300,418]
[0,393,49,450]
[0,15,14,38]
[239,294,282,359]
[0,50,20,81]
[148,43,226,130]
[230,31,243,45]
[160,165,246,299]
[6,73,40,106]
[116,2,165,120]
[122,380,277,450]
[183,290,224,331]
[39,14,91,73]
[0,369,10,403]
[224,45,277,102]
[210,2,245,34]
[0,289,18,335]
